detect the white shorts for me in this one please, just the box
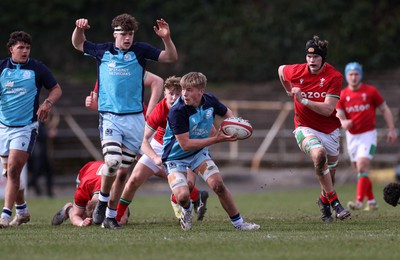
[99,112,145,153]
[138,139,163,173]
[0,122,39,156]
[293,126,340,156]
[346,129,377,162]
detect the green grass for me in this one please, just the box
[1,184,400,260]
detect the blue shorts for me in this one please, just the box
[0,122,38,155]
[99,112,145,153]
[163,147,211,175]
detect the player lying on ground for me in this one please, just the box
[51,161,128,227]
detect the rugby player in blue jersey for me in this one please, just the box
[0,31,62,228]
[71,13,177,229]
[162,72,260,231]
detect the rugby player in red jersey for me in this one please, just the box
[51,161,129,227]
[337,62,397,211]
[278,35,351,222]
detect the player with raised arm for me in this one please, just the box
[72,13,177,229]
[162,72,260,231]
[336,62,398,211]
[278,35,350,223]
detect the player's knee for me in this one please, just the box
[174,188,190,206]
[7,178,20,191]
[169,172,188,190]
[212,180,227,196]
[177,196,190,207]
[6,166,21,182]
[357,163,369,173]
[187,180,195,192]
[102,141,122,176]
[304,137,323,155]
[197,160,219,182]
[313,150,327,170]
[121,147,136,168]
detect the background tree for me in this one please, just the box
[0,0,399,82]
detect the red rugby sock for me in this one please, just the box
[189,186,199,202]
[356,176,369,203]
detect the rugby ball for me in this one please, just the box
[221,117,253,140]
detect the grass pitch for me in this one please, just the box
[1,184,400,260]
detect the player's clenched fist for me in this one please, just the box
[85,91,98,111]
[75,18,91,30]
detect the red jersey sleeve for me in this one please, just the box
[145,99,169,144]
[282,64,299,83]
[371,87,385,108]
[93,80,98,93]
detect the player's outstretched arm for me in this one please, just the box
[380,104,398,143]
[144,72,164,118]
[141,126,162,166]
[69,205,93,227]
[37,84,62,122]
[154,19,178,63]
[176,130,237,152]
[222,108,235,120]
[72,18,90,52]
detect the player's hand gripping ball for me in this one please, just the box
[221,117,253,140]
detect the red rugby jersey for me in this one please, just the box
[283,63,342,133]
[74,161,103,208]
[336,83,384,134]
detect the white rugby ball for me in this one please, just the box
[221,117,253,140]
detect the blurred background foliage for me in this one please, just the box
[0,0,399,83]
